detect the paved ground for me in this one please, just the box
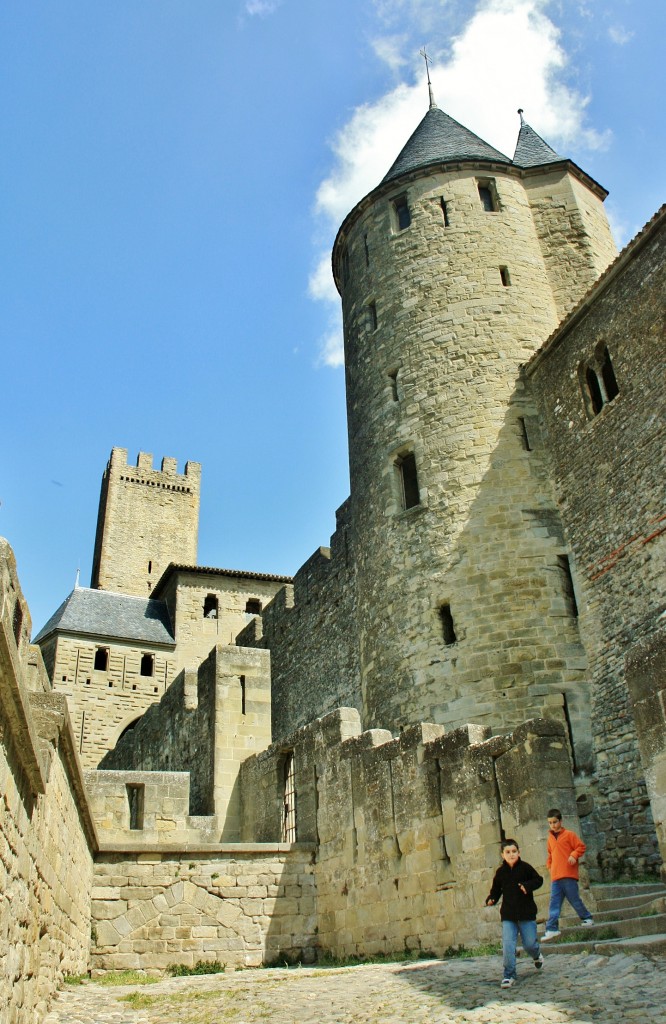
[43,951,666,1024]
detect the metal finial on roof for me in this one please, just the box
[419,47,437,110]
[518,108,525,125]
[74,567,80,589]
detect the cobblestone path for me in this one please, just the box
[43,951,666,1024]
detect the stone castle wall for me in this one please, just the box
[90,846,317,972]
[91,448,201,597]
[237,500,361,743]
[0,540,97,1024]
[100,645,272,840]
[240,708,585,959]
[44,633,176,769]
[525,208,666,874]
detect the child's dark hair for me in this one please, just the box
[547,808,562,820]
[501,838,520,851]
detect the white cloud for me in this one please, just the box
[608,25,634,46]
[310,0,611,367]
[244,0,281,16]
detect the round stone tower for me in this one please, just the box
[332,104,616,763]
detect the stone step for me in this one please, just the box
[590,882,666,901]
[594,891,666,913]
[535,932,666,958]
[541,911,666,947]
[592,896,665,923]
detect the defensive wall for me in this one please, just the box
[99,644,272,840]
[240,708,585,959]
[525,206,666,875]
[0,540,97,1024]
[237,500,361,742]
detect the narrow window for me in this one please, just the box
[518,417,532,451]
[368,300,378,332]
[363,233,370,266]
[440,604,457,645]
[441,199,450,227]
[281,752,297,842]
[127,784,145,831]
[388,368,399,402]
[240,675,246,716]
[393,195,411,231]
[477,181,497,212]
[12,601,23,645]
[585,366,604,416]
[203,594,219,619]
[500,266,511,287]
[396,452,420,510]
[245,598,262,615]
[140,653,154,677]
[94,647,109,671]
[148,560,152,574]
[557,555,579,618]
[341,246,350,285]
[600,346,619,402]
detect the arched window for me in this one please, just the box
[581,344,620,418]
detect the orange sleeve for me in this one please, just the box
[570,832,586,861]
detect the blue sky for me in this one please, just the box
[1,0,663,634]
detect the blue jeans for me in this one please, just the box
[502,919,540,980]
[546,877,591,930]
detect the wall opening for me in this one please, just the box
[140,653,154,677]
[127,784,145,830]
[395,451,420,510]
[518,416,532,451]
[440,198,450,227]
[281,752,297,842]
[388,368,400,402]
[245,598,262,615]
[392,195,411,231]
[557,555,579,618]
[368,300,378,332]
[203,594,219,618]
[12,601,23,645]
[581,344,620,418]
[94,647,109,671]
[500,266,511,287]
[439,604,457,645]
[477,179,499,212]
[240,674,246,716]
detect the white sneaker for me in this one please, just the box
[541,930,560,941]
[534,953,544,970]
[501,978,516,988]
[581,918,594,927]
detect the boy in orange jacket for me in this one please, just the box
[542,808,594,940]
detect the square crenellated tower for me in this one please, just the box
[90,447,201,597]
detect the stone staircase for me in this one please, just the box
[540,881,666,957]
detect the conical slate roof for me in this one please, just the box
[382,106,511,185]
[34,587,175,645]
[512,120,562,168]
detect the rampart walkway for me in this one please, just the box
[43,950,666,1023]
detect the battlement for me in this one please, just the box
[108,446,201,484]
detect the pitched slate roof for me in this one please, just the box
[512,120,562,168]
[382,107,511,185]
[34,588,175,646]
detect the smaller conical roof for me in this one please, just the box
[382,107,510,184]
[512,120,562,168]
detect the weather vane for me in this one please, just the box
[419,47,437,109]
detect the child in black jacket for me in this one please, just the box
[485,838,544,988]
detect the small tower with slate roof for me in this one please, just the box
[332,101,616,758]
[91,446,201,598]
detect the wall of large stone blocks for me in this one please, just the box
[100,645,272,840]
[333,165,597,757]
[237,501,361,743]
[625,627,666,879]
[0,540,96,1024]
[240,708,584,959]
[44,634,176,769]
[525,209,666,875]
[91,447,201,598]
[91,846,317,971]
[156,570,289,672]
